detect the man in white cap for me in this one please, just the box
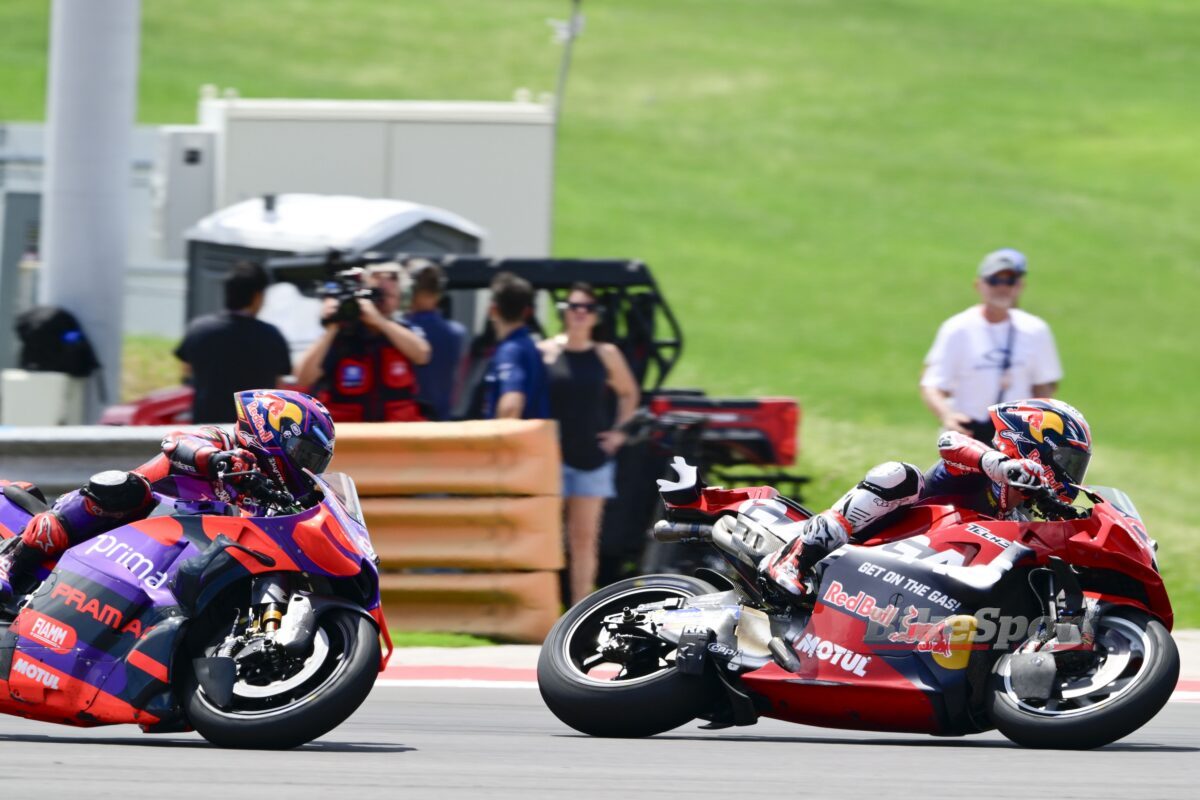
[920,249,1062,441]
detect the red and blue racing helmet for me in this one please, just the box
[233,390,336,499]
[989,398,1092,503]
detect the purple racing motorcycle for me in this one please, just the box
[0,470,391,748]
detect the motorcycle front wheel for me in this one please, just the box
[537,574,720,738]
[987,606,1179,749]
[180,608,381,749]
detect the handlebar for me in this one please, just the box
[219,469,299,514]
[1024,484,1081,521]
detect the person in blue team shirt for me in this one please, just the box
[401,258,467,421]
[482,272,549,420]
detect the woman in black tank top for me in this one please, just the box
[539,283,640,604]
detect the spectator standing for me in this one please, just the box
[539,283,640,604]
[481,272,549,420]
[921,249,1062,441]
[175,262,291,423]
[295,262,431,422]
[401,258,467,421]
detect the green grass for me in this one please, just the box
[122,335,181,403]
[391,631,495,648]
[6,1,1198,621]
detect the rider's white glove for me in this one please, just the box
[979,450,1046,489]
[982,451,1047,489]
[1004,459,1048,490]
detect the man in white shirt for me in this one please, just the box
[920,249,1062,441]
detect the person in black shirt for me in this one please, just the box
[174,262,292,423]
[538,282,639,603]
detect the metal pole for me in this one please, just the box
[548,0,583,254]
[552,0,584,128]
[40,0,141,421]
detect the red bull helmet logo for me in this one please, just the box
[1018,408,1064,443]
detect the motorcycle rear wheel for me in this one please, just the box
[537,574,720,737]
[987,607,1178,749]
[180,609,380,749]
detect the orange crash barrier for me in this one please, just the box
[377,572,561,643]
[326,419,563,642]
[329,419,561,497]
[362,495,564,571]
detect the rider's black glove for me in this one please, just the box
[207,449,258,482]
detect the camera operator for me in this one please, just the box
[295,262,431,422]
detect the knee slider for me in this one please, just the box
[859,461,924,502]
[82,470,152,513]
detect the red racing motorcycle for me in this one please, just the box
[538,458,1179,748]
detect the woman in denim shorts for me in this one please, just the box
[539,283,639,603]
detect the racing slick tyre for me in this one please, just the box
[987,607,1179,749]
[181,609,380,749]
[538,574,720,738]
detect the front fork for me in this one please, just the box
[1023,557,1100,657]
[245,574,320,653]
[251,574,290,634]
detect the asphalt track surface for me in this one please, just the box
[0,685,1197,799]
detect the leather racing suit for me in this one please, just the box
[1,427,257,597]
[761,430,1047,596]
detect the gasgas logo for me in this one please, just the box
[86,534,169,589]
[795,633,871,677]
[50,583,144,638]
[12,657,60,690]
[19,611,78,653]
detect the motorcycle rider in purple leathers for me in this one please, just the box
[760,399,1092,598]
[0,389,336,601]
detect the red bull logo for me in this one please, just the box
[821,581,900,627]
[887,607,977,669]
[247,401,273,444]
[1018,409,1064,443]
[266,396,304,432]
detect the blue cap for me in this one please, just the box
[978,249,1027,277]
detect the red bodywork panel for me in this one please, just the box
[742,605,943,733]
[667,484,807,521]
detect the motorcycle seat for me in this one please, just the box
[3,484,49,516]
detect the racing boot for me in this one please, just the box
[759,462,925,599]
[759,510,851,598]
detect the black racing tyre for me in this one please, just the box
[180,609,381,749]
[987,607,1179,749]
[537,574,720,738]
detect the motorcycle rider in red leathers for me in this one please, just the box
[0,390,336,601]
[760,399,1093,597]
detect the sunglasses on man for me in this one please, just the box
[984,271,1022,287]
